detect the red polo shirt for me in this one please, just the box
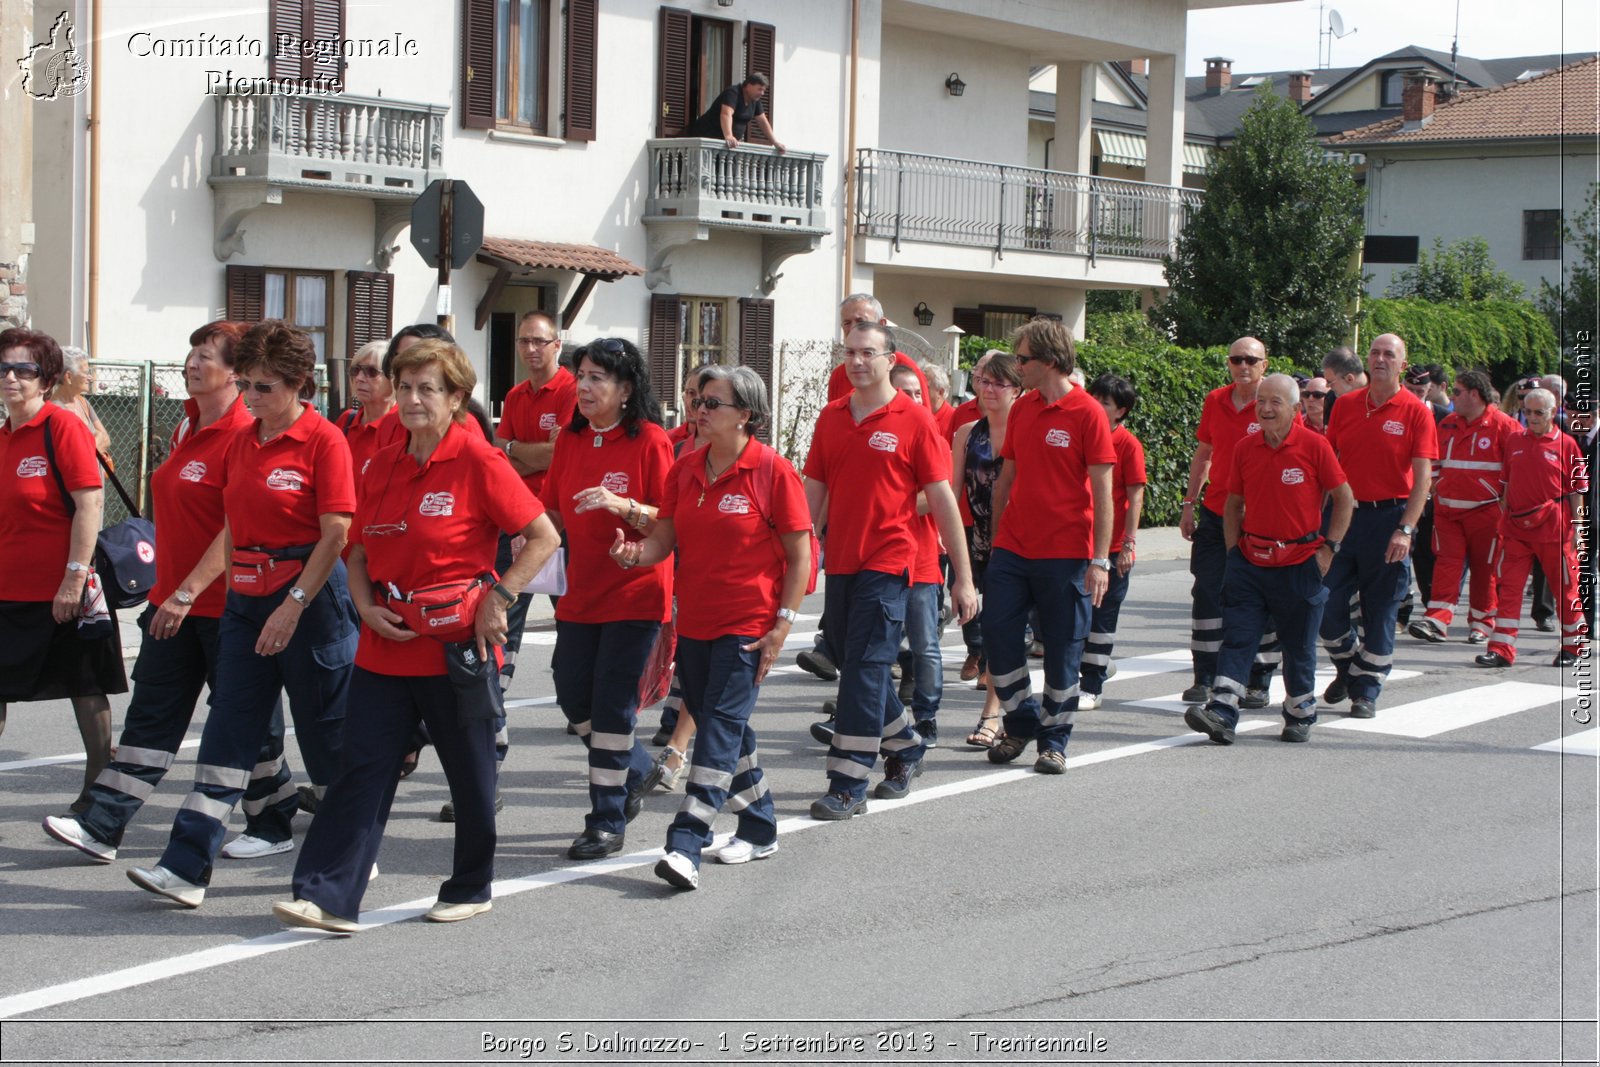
[1225,421,1347,565]
[1501,427,1587,541]
[661,441,809,640]
[222,403,356,550]
[498,367,578,496]
[350,424,545,676]
[827,353,932,409]
[540,421,674,624]
[149,396,252,617]
[336,406,404,488]
[1196,384,1262,516]
[803,391,948,577]
[995,386,1115,560]
[1110,424,1148,554]
[1433,407,1516,511]
[1325,387,1439,502]
[0,406,100,602]
[666,422,702,458]
[946,397,980,443]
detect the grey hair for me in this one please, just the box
[352,339,387,366]
[1321,346,1362,379]
[1262,372,1301,406]
[61,345,91,374]
[922,363,949,393]
[1522,387,1557,412]
[693,363,771,432]
[1539,374,1566,399]
[839,292,883,319]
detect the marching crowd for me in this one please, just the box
[0,294,1590,929]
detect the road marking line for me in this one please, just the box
[1530,728,1600,756]
[0,722,1267,1019]
[1127,668,1423,715]
[1321,681,1564,738]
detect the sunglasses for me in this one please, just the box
[236,378,284,394]
[349,364,383,380]
[1228,356,1265,366]
[690,396,738,411]
[1303,390,1328,400]
[0,361,42,381]
[1015,354,1041,365]
[592,339,626,356]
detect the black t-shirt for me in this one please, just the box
[688,85,764,140]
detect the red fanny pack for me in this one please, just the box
[382,577,490,641]
[1240,531,1319,567]
[228,550,304,597]
[1508,500,1558,531]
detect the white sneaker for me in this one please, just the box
[42,814,116,863]
[1078,692,1102,710]
[369,863,379,881]
[127,864,205,908]
[426,899,492,923]
[653,849,700,890]
[221,834,294,859]
[715,837,779,865]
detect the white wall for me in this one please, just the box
[877,27,1032,165]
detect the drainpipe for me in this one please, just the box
[841,0,859,297]
[87,0,101,356]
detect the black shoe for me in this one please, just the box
[1240,687,1269,710]
[797,649,838,681]
[1323,662,1351,704]
[809,719,836,746]
[1534,617,1556,633]
[1553,649,1579,667]
[624,781,646,823]
[1348,700,1377,719]
[913,719,938,749]
[567,828,625,860]
[1280,719,1313,743]
[1474,651,1511,669]
[439,791,504,823]
[1183,705,1235,745]
[809,791,868,820]
[649,726,672,746]
[987,733,1032,764]
[874,757,922,800]
[897,672,915,706]
[1180,682,1211,705]
[297,785,319,815]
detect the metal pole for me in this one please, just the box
[437,179,455,333]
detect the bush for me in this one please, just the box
[1386,236,1525,302]
[1085,310,1168,350]
[1361,298,1559,385]
[958,335,1010,369]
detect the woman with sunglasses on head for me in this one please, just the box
[0,328,125,810]
[274,339,559,932]
[43,321,304,863]
[541,338,674,861]
[128,320,359,909]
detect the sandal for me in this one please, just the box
[642,745,687,793]
[965,715,1001,749]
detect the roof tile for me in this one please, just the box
[479,236,643,278]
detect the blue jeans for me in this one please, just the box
[552,619,659,834]
[293,669,498,920]
[157,567,357,885]
[820,570,924,802]
[903,581,943,726]
[1321,503,1410,702]
[980,549,1089,756]
[1191,507,1280,689]
[1079,565,1131,696]
[663,635,777,865]
[1207,551,1329,729]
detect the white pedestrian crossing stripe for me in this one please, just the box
[1321,681,1565,738]
[1127,668,1423,715]
[1530,728,1599,757]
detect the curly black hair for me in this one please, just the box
[567,338,664,437]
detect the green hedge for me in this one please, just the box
[1362,299,1559,384]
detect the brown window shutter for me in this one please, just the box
[225,265,267,322]
[309,0,346,87]
[268,0,344,86]
[346,271,394,356]
[461,0,496,130]
[657,6,692,138]
[267,0,303,83]
[744,21,775,145]
[738,296,775,441]
[647,293,684,408]
[563,0,598,141]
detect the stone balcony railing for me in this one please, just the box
[645,139,828,232]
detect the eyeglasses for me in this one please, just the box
[1303,391,1328,400]
[1228,356,1265,366]
[517,337,557,348]
[972,375,1014,390]
[361,521,408,538]
[396,381,448,399]
[1015,354,1040,365]
[349,364,383,380]
[236,378,283,394]
[690,396,738,411]
[0,362,42,381]
[841,347,885,361]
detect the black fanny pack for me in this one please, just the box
[443,640,502,722]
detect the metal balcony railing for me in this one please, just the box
[854,148,1202,262]
[213,92,446,193]
[646,139,828,232]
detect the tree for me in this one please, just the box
[1537,183,1600,349]
[1150,86,1365,360]
[1387,237,1524,302]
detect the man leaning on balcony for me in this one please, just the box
[688,72,784,154]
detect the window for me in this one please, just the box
[1381,70,1411,107]
[953,305,1037,339]
[657,8,773,140]
[461,0,596,139]
[1363,235,1420,264]
[225,265,334,362]
[1524,209,1562,260]
[495,0,549,131]
[681,297,729,373]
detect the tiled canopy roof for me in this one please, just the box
[478,236,643,278]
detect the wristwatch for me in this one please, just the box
[491,582,517,606]
[1325,540,1342,555]
[1089,557,1112,572]
[287,586,308,605]
[66,560,89,574]
[502,440,515,458]
[1397,524,1416,538]
[776,607,798,623]
[174,589,193,605]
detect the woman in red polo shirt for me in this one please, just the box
[43,321,302,863]
[0,327,124,811]
[334,339,400,484]
[612,365,808,890]
[273,339,559,932]
[129,320,358,909]
[540,338,674,862]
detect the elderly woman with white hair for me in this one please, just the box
[53,345,114,466]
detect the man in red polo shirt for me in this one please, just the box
[802,322,976,818]
[982,318,1115,774]
[1186,375,1353,745]
[1177,337,1281,708]
[1319,333,1438,718]
[496,311,576,496]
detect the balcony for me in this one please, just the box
[208,91,448,263]
[854,148,1202,286]
[642,138,829,294]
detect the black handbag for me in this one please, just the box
[443,639,503,721]
[43,415,157,610]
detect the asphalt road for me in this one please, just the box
[1,559,1595,1066]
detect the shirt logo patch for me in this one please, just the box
[1044,429,1073,448]
[179,461,206,483]
[867,431,899,453]
[1479,437,1491,449]
[1382,420,1406,436]
[427,611,463,628]
[15,456,48,478]
[418,492,456,517]
[1246,422,1261,435]
[1544,451,1559,464]
[1281,467,1306,485]
[601,472,630,494]
[718,493,752,515]
[265,467,306,491]
[538,412,558,431]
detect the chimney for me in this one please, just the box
[1204,57,1233,94]
[1127,57,1148,75]
[1287,71,1313,104]
[1400,71,1440,125]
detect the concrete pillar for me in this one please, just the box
[1,0,36,329]
[1145,53,1184,189]
[1061,288,1086,340]
[1052,60,1095,175]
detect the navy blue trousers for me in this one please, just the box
[1207,551,1329,729]
[1320,503,1410,702]
[981,548,1088,756]
[552,619,659,835]
[1079,565,1131,696]
[1191,507,1281,688]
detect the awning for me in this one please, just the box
[1093,130,1215,176]
[474,237,644,330]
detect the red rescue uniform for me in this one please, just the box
[1225,421,1347,566]
[1109,424,1149,555]
[222,403,356,550]
[1196,384,1262,517]
[540,421,675,624]
[661,442,809,640]
[0,407,100,602]
[350,424,545,676]
[995,386,1116,560]
[149,396,253,616]
[803,391,948,577]
[335,406,405,486]
[497,367,578,496]
[1424,406,1518,635]
[1324,387,1439,501]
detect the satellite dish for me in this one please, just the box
[1328,10,1345,36]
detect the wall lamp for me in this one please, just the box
[715,0,735,7]
[945,72,966,97]
[913,301,935,326]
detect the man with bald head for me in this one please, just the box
[1177,337,1282,708]
[1318,333,1439,718]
